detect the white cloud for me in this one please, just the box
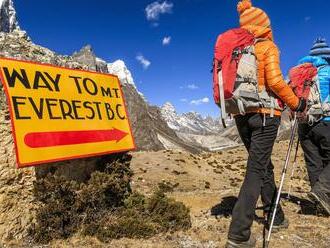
[190,97,210,105]
[187,84,198,90]
[180,98,188,102]
[304,16,311,22]
[180,83,199,90]
[136,54,151,70]
[162,36,171,46]
[145,1,173,21]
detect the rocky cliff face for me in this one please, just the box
[0,0,19,32]
[72,45,108,73]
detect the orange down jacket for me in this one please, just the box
[243,25,299,115]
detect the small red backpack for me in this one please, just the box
[288,63,325,124]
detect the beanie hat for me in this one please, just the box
[309,38,330,59]
[237,0,271,28]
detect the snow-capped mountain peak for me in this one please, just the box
[162,102,176,114]
[107,60,136,88]
[161,102,221,135]
[0,0,19,32]
[160,102,180,130]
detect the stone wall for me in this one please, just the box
[0,83,37,241]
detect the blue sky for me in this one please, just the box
[15,0,330,117]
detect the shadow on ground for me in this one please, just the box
[211,196,238,218]
[211,193,326,219]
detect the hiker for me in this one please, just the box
[294,38,330,215]
[224,1,306,247]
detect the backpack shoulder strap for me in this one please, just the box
[317,65,328,71]
[254,38,267,44]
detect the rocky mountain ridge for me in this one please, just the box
[160,102,241,151]
[161,102,222,135]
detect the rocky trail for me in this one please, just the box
[125,142,329,248]
[2,141,327,248]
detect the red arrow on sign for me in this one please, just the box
[24,128,129,148]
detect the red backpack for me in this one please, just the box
[213,28,280,127]
[289,63,323,124]
[289,63,316,100]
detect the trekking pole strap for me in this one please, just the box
[270,96,275,118]
[218,71,227,128]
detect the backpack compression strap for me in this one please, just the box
[218,70,227,128]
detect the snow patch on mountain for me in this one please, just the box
[160,102,241,151]
[107,60,135,87]
[0,0,19,32]
[161,102,222,135]
[107,60,146,100]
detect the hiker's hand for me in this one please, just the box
[295,98,306,112]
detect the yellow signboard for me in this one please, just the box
[0,58,135,168]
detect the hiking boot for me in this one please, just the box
[266,218,289,232]
[225,235,256,248]
[264,205,289,232]
[308,190,330,216]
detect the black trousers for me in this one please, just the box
[298,122,330,192]
[228,113,284,242]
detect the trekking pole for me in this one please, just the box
[265,114,298,248]
[287,138,300,199]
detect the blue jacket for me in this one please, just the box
[299,56,330,122]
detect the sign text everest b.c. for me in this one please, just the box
[0,58,135,167]
[4,67,126,121]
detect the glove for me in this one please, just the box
[295,98,307,112]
